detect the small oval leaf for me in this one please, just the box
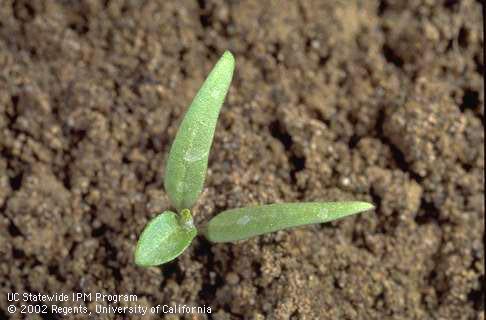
[164,51,235,211]
[203,202,374,243]
[135,211,197,267]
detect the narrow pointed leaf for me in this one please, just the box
[135,211,197,267]
[203,202,374,243]
[164,51,235,211]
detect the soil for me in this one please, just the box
[0,1,484,319]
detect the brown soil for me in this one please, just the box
[0,1,484,319]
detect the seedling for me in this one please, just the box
[134,51,374,267]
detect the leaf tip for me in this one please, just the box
[134,247,152,268]
[134,236,159,267]
[355,201,375,212]
[222,50,235,65]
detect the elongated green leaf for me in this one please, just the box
[135,210,197,267]
[164,51,235,211]
[203,202,374,243]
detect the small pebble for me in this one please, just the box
[225,272,239,285]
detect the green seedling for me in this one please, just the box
[134,51,374,267]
